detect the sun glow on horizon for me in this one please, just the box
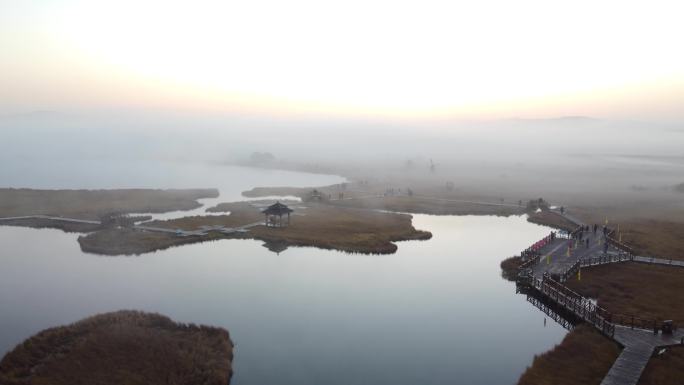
[2,0,684,120]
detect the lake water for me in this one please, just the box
[0,162,566,384]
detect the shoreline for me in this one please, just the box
[78,202,433,256]
[0,188,219,220]
[1,184,563,257]
[3,178,684,384]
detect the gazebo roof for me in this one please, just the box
[262,202,293,216]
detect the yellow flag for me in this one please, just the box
[578,269,581,281]
[605,217,609,225]
[619,233,622,242]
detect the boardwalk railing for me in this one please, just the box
[520,232,557,261]
[519,212,684,385]
[581,253,634,267]
[518,254,542,277]
[612,314,660,332]
[515,220,683,338]
[517,232,556,278]
[612,315,684,334]
[558,260,581,283]
[525,292,576,331]
[520,251,683,336]
[606,235,635,256]
[520,274,615,336]
[558,253,635,283]
[633,256,684,267]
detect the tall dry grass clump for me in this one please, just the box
[0,310,233,385]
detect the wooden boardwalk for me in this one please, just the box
[0,214,101,225]
[0,214,265,237]
[633,255,684,268]
[600,344,653,385]
[601,326,684,385]
[516,210,684,385]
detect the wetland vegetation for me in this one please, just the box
[0,310,233,385]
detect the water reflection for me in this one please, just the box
[0,214,566,385]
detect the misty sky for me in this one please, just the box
[1,0,683,122]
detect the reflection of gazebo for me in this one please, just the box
[264,240,289,254]
[262,202,293,227]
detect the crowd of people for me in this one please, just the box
[522,220,615,260]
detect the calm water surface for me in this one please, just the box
[0,163,566,384]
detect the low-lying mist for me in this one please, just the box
[1,110,682,214]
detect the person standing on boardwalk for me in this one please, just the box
[560,206,565,215]
[586,238,590,248]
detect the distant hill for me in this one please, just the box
[510,116,599,122]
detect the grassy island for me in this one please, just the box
[79,201,431,255]
[0,188,218,220]
[237,204,432,254]
[0,310,233,385]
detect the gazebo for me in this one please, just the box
[262,202,293,227]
